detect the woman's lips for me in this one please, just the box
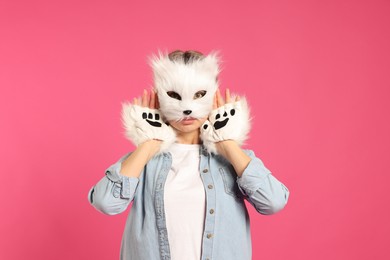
[181,117,196,125]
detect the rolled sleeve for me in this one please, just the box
[237,150,290,215]
[89,153,140,215]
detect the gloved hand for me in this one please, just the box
[121,103,176,153]
[200,98,251,154]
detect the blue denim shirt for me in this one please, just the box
[88,147,289,260]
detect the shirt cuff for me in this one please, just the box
[105,153,139,199]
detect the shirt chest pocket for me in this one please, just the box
[219,167,242,200]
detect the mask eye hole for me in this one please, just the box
[194,90,207,99]
[167,91,182,100]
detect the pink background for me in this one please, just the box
[1,0,389,259]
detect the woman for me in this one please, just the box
[88,50,289,260]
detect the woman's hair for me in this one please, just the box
[168,50,205,64]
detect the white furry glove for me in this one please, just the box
[200,98,251,154]
[121,103,176,153]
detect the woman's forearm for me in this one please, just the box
[216,140,251,177]
[120,140,162,178]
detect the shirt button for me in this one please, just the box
[206,233,213,239]
[208,184,213,189]
[203,169,208,173]
[209,209,214,214]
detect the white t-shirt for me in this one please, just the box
[164,143,206,260]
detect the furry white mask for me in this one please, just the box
[150,51,220,122]
[121,50,251,154]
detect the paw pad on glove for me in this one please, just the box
[213,109,236,130]
[142,112,162,127]
[200,99,250,154]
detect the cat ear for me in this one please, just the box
[148,51,173,84]
[197,51,222,78]
[149,50,222,85]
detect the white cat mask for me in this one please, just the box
[121,50,251,154]
[150,51,220,122]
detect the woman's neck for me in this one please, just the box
[176,131,201,144]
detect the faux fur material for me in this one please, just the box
[121,50,251,155]
[121,103,176,153]
[200,98,251,154]
[150,51,220,122]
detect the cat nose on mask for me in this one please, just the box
[183,110,192,115]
